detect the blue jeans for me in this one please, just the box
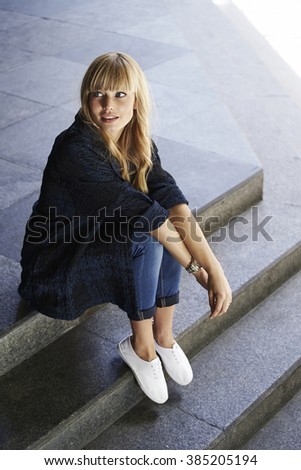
[130,232,182,321]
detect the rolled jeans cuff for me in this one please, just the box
[131,292,180,321]
[133,304,157,321]
[156,291,180,308]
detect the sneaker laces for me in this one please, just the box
[150,359,164,380]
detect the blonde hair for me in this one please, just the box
[80,52,153,193]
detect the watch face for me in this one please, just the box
[188,263,198,273]
[186,261,202,273]
[192,263,201,272]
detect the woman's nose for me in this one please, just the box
[103,96,114,111]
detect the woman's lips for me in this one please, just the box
[101,115,119,123]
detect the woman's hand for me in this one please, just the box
[194,266,232,319]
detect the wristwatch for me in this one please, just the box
[185,258,203,274]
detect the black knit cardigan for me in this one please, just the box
[18,113,188,320]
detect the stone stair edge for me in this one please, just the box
[209,356,301,450]
[196,168,263,234]
[243,382,301,450]
[25,241,301,450]
[27,373,143,450]
[0,305,106,377]
[0,170,263,376]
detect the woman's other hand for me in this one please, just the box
[194,266,232,319]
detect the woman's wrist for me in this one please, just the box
[185,257,203,274]
[197,257,222,276]
[206,261,224,276]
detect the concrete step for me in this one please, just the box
[85,270,301,450]
[243,389,301,450]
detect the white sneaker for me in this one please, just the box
[154,340,193,386]
[119,336,168,404]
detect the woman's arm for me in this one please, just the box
[151,204,232,318]
[168,204,220,272]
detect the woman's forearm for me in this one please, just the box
[150,218,192,269]
[168,204,221,274]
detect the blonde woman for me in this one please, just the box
[19,52,232,404]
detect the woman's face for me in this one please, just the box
[89,89,136,141]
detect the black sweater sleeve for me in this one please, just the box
[147,142,189,209]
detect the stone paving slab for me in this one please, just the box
[156,100,261,165]
[0,57,87,106]
[0,18,107,56]
[145,52,217,97]
[56,32,188,71]
[119,13,190,49]
[0,92,47,129]
[85,399,220,451]
[49,0,169,32]
[0,44,38,73]
[0,160,41,210]
[0,9,38,30]
[0,0,88,17]
[149,138,260,218]
[0,107,74,169]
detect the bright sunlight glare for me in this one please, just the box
[213,0,301,78]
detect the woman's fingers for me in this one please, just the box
[198,267,232,319]
[208,288,215,312]
[209,290,232,318]
[209,292,223,318]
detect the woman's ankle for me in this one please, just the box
[153,306,175,348]
[131,335,157,362]
[153,331,175,349]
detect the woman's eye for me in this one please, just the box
[116,91,126,98]
[93,91,103,98]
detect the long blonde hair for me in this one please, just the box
[80,52,153,193]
